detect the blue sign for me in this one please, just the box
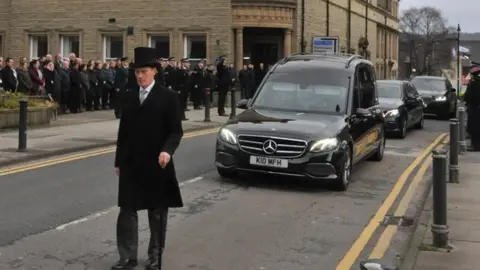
[312,36,339,54]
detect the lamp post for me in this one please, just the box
[455,24,461,114]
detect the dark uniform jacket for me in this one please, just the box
[164,65,177,89]
[126,63,137,90]
[114,66,129,90]
[114,82,184,210]
[154,63,165,86]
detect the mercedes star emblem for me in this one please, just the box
[262,139,277,154]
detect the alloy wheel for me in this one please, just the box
[402,118,407,137]
[343,151,351,186]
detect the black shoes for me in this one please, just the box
[145,257,161,270]
[111,259,138,270]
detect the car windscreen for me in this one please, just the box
[377,82,402,98]
[410,78,445,92]
[252,69,350,114]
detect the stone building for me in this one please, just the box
[0,0,400,78]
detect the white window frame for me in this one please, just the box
[102,35,124,61]
[29,35,48,60]
[183,34,207,62]
[59,35,80,58]
[148,35,169,47]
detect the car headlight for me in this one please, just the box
[218,128,237,144]
[384,109,399,117]
[309,138,339,152]
[435,96,446,101]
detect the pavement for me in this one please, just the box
[0,119,450,270]
[0,108,238,167]
[401,151,480,270]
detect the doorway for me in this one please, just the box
[251,43,278,67]
[243,27,284,68]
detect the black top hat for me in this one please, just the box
[120,57,128,61]
[133,47,157,68]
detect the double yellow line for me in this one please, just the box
[0,127,219,176]
[335,132,449,269]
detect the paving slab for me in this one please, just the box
[402,152,480,270]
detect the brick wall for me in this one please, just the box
[3,0,232,61]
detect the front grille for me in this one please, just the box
[237,134,307,158]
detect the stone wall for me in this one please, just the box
[0,108,52,129]
[1,0,232,62]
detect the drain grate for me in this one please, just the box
[381,215,414,227]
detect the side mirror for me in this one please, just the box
[355,108,371,117]
[237,99,249,109]
[449,88,456,93]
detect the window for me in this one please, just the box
[252,68,351,114]
[410,78,446,92]
[60,35,80,57]
[103,35,124,61]
[355,65,375,108]
[148,35,170,58]
[184,35,206,65]
[376,82,402,98]
[29,35,48,59]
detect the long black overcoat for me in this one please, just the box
[114,82,184,210]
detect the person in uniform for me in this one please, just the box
[113,57,130,118]
[216,55,231,116]
[190,60,206,110]
[112,47,184,270]
[177,58,191,120]
[464,66,480,151]
[155,58,166,86]
[164,57,177,89]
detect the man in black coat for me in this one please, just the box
[0,58,18,92]
[112,47,184,270]
[464,68,480,151]
[113,57,130,119]
[216,55,231,116]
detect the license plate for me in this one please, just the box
[249,156,288,168]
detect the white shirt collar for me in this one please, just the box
[140,80,155,93]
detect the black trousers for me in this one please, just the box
[217,87,229,115]
[113,89,125,118]
[102,86,111,108]
[116,208,168,261]
[176,89,187,120]
[468,106,480,150]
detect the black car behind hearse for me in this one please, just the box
[376,80,424,138]
[410,76,457,119]
[214,53,386,191]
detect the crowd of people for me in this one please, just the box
[0,54,269,120]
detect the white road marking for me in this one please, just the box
[55,176,204,231]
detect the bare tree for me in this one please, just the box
[399,7,453,76]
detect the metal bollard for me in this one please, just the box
[458,107,467,154]
[431,149,449,247]
[230,88,236,119]
[449,118,459,183]
[17,98,28,152]
[203,89,211,122]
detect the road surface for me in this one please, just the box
[0,119,448,270]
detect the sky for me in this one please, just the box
[399,0,476,33]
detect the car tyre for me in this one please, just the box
[414,113,424,129]
[369,128,385,161]
[397,116,407,139]
[331,146,352,191]
[217,167,237,179]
